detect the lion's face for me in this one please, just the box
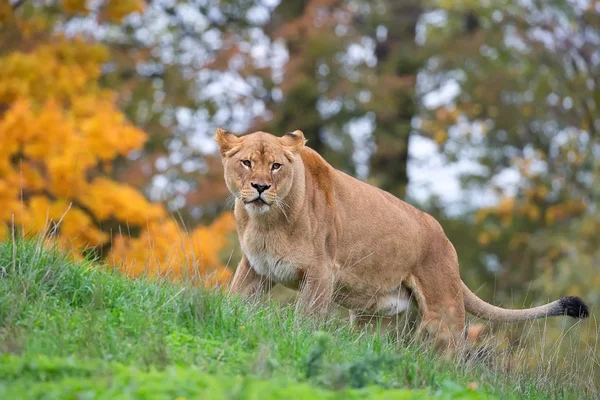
[215,129,305,215]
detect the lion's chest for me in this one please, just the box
[245,251,299,284]
[240,232,300,285]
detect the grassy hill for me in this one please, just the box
[0,239,594,399]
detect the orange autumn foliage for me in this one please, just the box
[0,2,234,286]
[109,213,235,285]
[475,193,587,248]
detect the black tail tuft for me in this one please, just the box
[559,296,589,319]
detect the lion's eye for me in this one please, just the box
[242,160,252,167]
[272,163,282,171]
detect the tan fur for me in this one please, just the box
[216,129,587,350]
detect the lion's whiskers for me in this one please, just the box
[225,191,241,210]
[277,197,292,211]
[275,198,291,223]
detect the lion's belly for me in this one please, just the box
[373,293,411,316]
[342,293,411,316]
[333,276,412,317]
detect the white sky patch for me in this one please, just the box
[422,80,460,109]
[409,75,480,214]
[346,113,376,179]
[407,135,498,215]
[415,10,448,46]
[408,136,458,201]
[246,5,271,25]
[492,167,520,197]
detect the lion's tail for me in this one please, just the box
[461,282,589,322]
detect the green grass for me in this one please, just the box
[0,238,594,399]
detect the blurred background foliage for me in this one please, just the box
[0,0,598,369]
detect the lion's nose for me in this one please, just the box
[251,182,271,193]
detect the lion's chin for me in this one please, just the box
[244,200,271,215]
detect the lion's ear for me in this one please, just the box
[280,130,306,153]
[215,128,242,157]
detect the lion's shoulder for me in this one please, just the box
[299,148,333,193]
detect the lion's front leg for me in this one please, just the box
[295,266,334,318]
[229,255,272,299]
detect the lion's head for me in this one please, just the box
[215,128,306,215]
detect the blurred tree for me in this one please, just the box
[362,1,423,198]
[97,0,280,223]
[60,0,426,224]
[0,0,234,285]
[418,0,600,313]
[259,0,361,174]
[258,0,425,197]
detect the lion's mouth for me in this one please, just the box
[245,197,269,205]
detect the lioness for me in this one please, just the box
[216,128,589,349]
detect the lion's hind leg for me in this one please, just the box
[405,272,466,353]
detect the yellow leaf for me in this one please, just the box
[526,205,540,221]
[60,0,89,15]
[101,0,146,22]
[477,232,491,246]
[434,130,447,145]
